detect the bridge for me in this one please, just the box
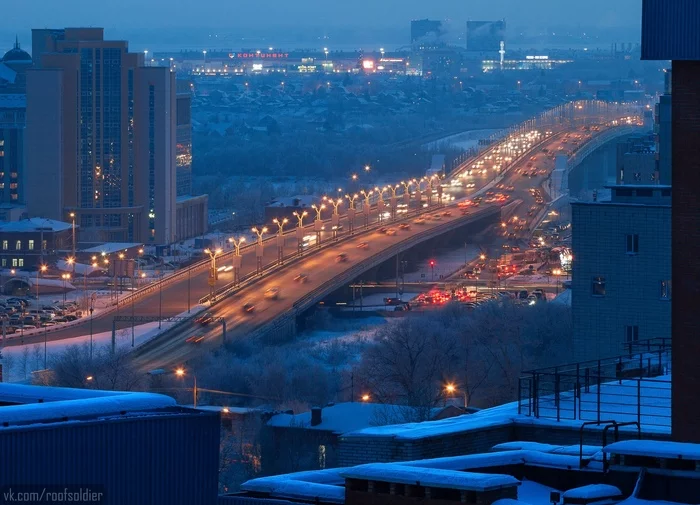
[5,101,643,368]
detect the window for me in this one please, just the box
[1,259,5,267]
[636,188,653,197]
[626,234,639,254]
[1,240,6,250]
[660,280,672,299]
[42,240,47,251]
[14,240,21,250]
[318,445,326,469]
[28,240,34,251]
[11,258,17,267]
[18,259,23,267]
[592,276,606,296]
[625,325,639,343]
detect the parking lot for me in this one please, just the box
[0,297,84,336]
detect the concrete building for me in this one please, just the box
[0,39,31,216]
[24,28,207,246]
[571,185,671,360]
[642,0,700,443]
[0,217,73,270]
[0,383,219,505]
[410,19,444,47]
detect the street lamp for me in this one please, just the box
[292,210,308,228]
[175,368,198,408]
[204,248,223,301]
[251,226,268,246]
[445,383,467,408]
[345,193,359,210]
[272,217,289,235]
[69,212,76,260]
[229,236,246,256]
[361,394,370,402]
[61,273,71,305]
[323,197,343,215]
[364,164,371,173]
[311,203,326,221]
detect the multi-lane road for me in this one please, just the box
[128,124,610,370]
[4,121,616,362]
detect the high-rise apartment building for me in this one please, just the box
[0,39,31,217]
[410,19,444,48]
[25,28,206,246]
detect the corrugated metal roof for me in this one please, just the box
[642,0,700,60]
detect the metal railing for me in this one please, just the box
[518,339,671,428]
[241,207,501,342]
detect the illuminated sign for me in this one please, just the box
[379,58,405,63]
[228,52,290,59]
[362,59,375,70]
[525,55,549,60]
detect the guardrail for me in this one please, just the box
[566,123,643,173]
[518,339,671,427]
[243,206,501,342]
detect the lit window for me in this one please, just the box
[625,325,639,343]
[625,234,639,254]
[318,445,326,469]
[2,240,7,250]
[18,259,23,267]
[591,276,606,296]
[11,258,17,267]
[28,240,34,251]
[660,280,671,300]
[15,240,21,250]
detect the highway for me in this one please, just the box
[128,123,610,370]
[3,116,627,355]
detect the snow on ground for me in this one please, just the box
[0,305,207,382]
[346,292,420,309]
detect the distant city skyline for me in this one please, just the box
[3,0,641,53]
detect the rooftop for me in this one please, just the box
[0,93,25,109]
[0,218,72,233]
[267,402,460,434]
[81,242,143,254]
[0,383,177,429]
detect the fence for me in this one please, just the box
[518,339,671,428]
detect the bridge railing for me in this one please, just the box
[243,206,501,342]
[108,101,642,309]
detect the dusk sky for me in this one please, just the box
[6,0,640,30]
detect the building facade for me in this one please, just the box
[0,218,73,270]
[25,28,206,246]
[642,0,700,443]
[0,39,31,215]
[571,186,671,361]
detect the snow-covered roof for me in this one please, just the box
[604,440,700,461]
[563,484,622,501]
[267,402,452,434]
[0,218,72,233]
[0,383,176,428]
[193,405,259,415]
[240,469,345,504]
[56,260,106,276]
[0,93,25,108]
[81,242,142,254]
[340,464,519,492]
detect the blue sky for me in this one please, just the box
[6,0,641,30]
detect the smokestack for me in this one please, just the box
[311,407,322,426]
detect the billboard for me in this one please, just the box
[466,20,506,52]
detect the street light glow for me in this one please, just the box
[175,368,185,377]
[361,394,370,402]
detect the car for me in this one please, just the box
[398,223,411,230]
[413,218,426,225]
[377,227,388,234]
[242,302,255,313]
[52,317,68,323]
[64,314,80,322]
[336,253,348,263]
[294,274,309,283]
[195,312,214,326]
[386,228,397,236]
[356,242,369,250]
[441,211,452,217]
[186,335,205,344]
[432,214,442,221]
[264,287,280,300]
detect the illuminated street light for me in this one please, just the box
[175,368,198,408]
[364,164,371,172]
[345,193,359,210]
[311,203,326,221]
[292,210,308,227]
[204,247,223,273]
[361,394,370,402]
[272,217,289,235]
[324,197,343,215]
[228,236,246,255]
[351,174,358,181]
[444,382,467,408]
[251,226,268,245]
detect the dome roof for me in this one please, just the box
[2,37,31,64]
